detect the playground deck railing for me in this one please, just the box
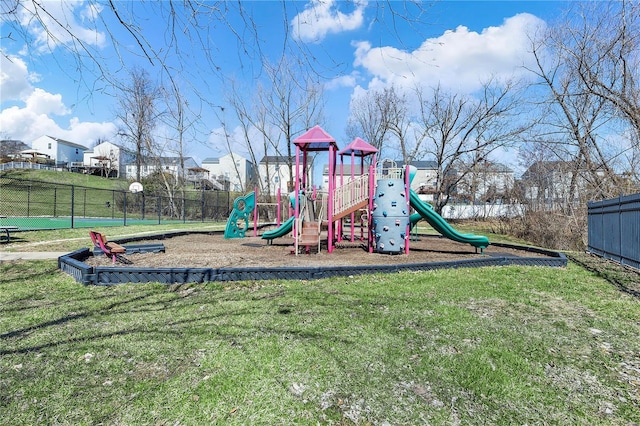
[333,173,369,217]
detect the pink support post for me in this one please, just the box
[328,145,335,253]
[350,151,355,242]
[294,147,301,254]
[337,158,344,243]
[405,165,410,254]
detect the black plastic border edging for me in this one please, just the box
[58,232,568,286]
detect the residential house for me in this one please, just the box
[83,141,135,178]
[201,152,256,192]
[396,160,440,197]
[125,156,199,180]
[31,135,88,167]
[519,160,602,207]
[258,155,312,195]
[457,161,515,204]
[320,164,366,190]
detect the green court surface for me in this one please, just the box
[0,216,185,231]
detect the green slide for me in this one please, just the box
[409,190,489,251]
[261,216,295,241]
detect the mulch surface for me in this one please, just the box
[86,233,552,269]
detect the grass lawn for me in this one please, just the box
[1,250,639,424]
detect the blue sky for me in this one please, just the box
[1,1,570,168]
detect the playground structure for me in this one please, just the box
[223,187,289,239]
[225,125,489,255]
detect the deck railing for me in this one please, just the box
[332,173,369,217]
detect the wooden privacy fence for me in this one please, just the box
[587,193,640,270]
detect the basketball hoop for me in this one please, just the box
[129,182,144,193]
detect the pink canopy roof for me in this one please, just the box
[293,125,338,151]
[338,137,378,157]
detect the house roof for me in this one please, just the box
[203,152,248,164]
[47,136,89,150]
[396,160,439,169]
[259,155,292,164]
[521,160,573,180]
[293,125,339,152]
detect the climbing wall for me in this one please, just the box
[371,178,409,254]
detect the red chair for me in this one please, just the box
[89,231,131,264]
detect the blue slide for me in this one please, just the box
[409,190,489,251]
[261,216,295,241]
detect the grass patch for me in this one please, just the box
[1,259,639,424]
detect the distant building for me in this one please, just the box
[31,135,88,167]
[83,141,135,178]
[396,160,440,195]
[258,155,312,195]
[519,160,603,207]
[125,156,199,180]
[320,160,442,200]
[201,152,256,192]
[457,161,515,204]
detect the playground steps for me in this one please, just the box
[296,221,321,254]
[299,221,321,245]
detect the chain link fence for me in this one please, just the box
[0,176,233,230]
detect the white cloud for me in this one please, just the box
[0,102,116,146]
[14,0,106,52]
[292,0,368,43]
[24,88,70,116]
[353,13,546,93]
[325,72,359,91]
[0,54,34,100]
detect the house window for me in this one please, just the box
[274,176,279,183]
[75,148,79,154]
[48,143,51,149]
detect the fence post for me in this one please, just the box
[70,185,75,228]
[201,189,205,222]
[158,196,161,224]
[142,192,145,220]
[27,185,31,217]
[53,187,57,217]
[183,197,186,223]
[123,191,127,226]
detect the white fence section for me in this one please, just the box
[0,162,60,171]
[440,203,526,219]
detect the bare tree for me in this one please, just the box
[346,87,394,160]
[2,1,434,154]
[569,1,640,145]
[223,57,325,196]
[416,80,527,214]
[115,67,161,182]
[259,57,325,191]
[525,8,625,205]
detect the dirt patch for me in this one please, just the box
[86,233,553,269]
